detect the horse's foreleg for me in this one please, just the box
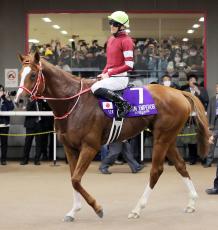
[128,142,167,219]
[63,147,82,222]
[166,145,198,213]
[72,145,103,218]
[128,183,153,219]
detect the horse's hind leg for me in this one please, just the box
[63,146,82,222]
[128,135,169,219]
[166,143,198,213]
[71,144,103,218]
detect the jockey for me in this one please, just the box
[91,11,134,118]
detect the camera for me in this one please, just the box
[8,91,17,96]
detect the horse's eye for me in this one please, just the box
[30,73,36,81]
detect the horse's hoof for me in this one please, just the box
[184,206,195,213]
[96,209,104,218]
[63,216,75,222]
[128,212,140,219]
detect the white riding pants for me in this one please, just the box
[91,77,129,93]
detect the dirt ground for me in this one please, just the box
[0,161,218,230]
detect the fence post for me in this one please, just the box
[53,130,57,165]
[140,131,144,162]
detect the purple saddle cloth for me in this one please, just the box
[98,87,158,118]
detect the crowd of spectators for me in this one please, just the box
[30,39,107,75]
[132,36,204,87]
[29,35,204,87]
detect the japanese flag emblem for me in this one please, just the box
[102,102,113,109]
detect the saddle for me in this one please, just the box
[98,86,158,118]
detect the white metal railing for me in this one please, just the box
[0,111,145,162]
[0,111,53,116]
[0,111,57,165]
[0,110,204,163]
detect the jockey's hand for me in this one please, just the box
[97,74,103,80]
[101,73,109,79]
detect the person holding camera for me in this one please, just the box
[144,40,159,83]
[0,85,14,165]
[184,74,209,165]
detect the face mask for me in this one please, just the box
[190,51,197,56]
[39,47,44,53]
[148,48,154,54]
[174,57,181,63]
[182,45,188,50]
[183,54,188,59]
[163,80,171,87]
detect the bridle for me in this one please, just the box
[19,60,91,120]
[19,60,45,101]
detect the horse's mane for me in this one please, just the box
[41,57,97,87]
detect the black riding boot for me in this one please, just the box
[94,88,132,118]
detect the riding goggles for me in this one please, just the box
[109,20,123,27]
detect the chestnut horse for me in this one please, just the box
[15,52,209,221]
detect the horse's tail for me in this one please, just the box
[181,91,210,158]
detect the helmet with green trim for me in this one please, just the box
[108,11,130,28]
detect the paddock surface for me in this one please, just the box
[0,162,218,230]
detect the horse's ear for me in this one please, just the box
[17,53,25,63]
[34,52,40,64]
